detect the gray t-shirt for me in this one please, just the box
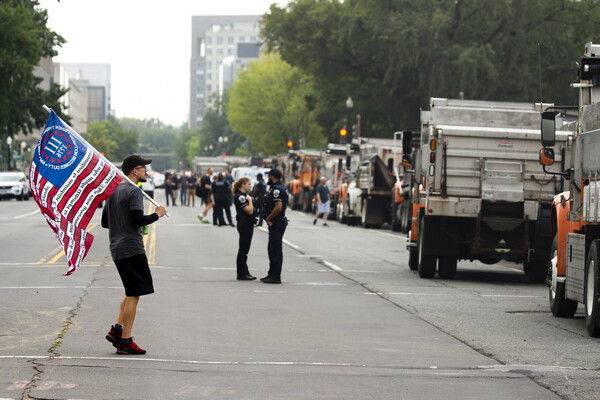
[104,183,145,260]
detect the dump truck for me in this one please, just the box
[539,42,600,337]
[406,97,571,281]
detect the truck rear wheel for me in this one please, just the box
[418,218,436,279]
[549,235,578,318]
[438,256,457,279]
[585,241,600,337]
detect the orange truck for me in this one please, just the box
[539,42,600,337]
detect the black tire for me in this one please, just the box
[408,246,418,271]
[585,240,600,337]
[438,256,457,279]
[401,202,411,234]
[549,235,578,318]
[418,218,436,279]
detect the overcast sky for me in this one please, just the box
[38,0,291,127]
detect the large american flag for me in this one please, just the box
[29,110,123,275]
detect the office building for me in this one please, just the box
[189,15,262,130]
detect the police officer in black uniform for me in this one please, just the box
[210,172,231,226]
[261,168,289,284]
[232,177,257,280]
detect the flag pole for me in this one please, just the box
[42,105,170,217]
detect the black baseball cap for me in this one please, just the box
[267,168,282,179]
[122,155,152,174]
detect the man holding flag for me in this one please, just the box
[102,155,167,355]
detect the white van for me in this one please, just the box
[231,166,271,186]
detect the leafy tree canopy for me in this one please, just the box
[227,53,326,154]
[261,0,600,137]
[0,0,68,139]
[84,116,138,162]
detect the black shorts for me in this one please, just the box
[114,253,154,297]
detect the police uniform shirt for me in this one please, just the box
[234,192,254,222]
[264,182,288,219]
[211,179,230,200]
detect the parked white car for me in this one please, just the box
[0,171,30,201]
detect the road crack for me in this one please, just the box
[20,276,97,400]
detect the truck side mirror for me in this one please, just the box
[541,111,556,147]
[539,147,555,166]
[402,130,413,155]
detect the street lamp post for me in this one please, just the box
[6,136,12,170]
[345,97,354,144]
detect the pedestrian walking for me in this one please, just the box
[197,168,213,223]
[261,168,289,284]
[186,173,197,207]
[211,172,232,227]
[101,155,168,355]
[232,177,257,280]
[313,176,331,226]
[251,173,267,227]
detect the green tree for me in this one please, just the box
[261,0,600,136]
[84,117,138,162]
[0,0,68,142]
[227,53,326,154]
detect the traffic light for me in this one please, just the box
[339,128,348,137]
[287,140,293,148]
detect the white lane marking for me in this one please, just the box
[13,209,40,219]
[480,295,542,298]
[283,239,301,251]
[367,292,440,296]
[0,263,102,267]
[0,286,121,290]
[0,355,361,368]
[290,282,347,286]
[322,260,343,271]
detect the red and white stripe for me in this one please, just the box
[29,147,123,276]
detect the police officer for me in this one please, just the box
[261,168,289,284]
[250,173,267,227]
[210,172,231,226]
[232,177,257,280]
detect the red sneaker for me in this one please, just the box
[105,325,122,348]
[116,338,147,355]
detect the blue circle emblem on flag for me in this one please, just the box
[37,124,79,170]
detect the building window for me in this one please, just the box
[207,61,212,69]
[228,48,233,56]
[250,36,257,41]
[228,36,234,44]
[206,37,212,45]
[207,72,212,79]
[217,48,223,55]
[239,36,245,41]
[206,49,212,56]
[217,36,223,45]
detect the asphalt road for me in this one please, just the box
[0,190,597,400]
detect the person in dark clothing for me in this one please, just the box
[210,172,232,226]
[251,173,267,227]
[102,155,168,355]
[223,170,235,226]
[232,177,257,280]
[164,172,175,206]
[197,168,213,224]
[261,168,289,284]
[170,174,180,206]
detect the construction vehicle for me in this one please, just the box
[538,42,600,336]
[286,150,321,212]
[347,139,397,228]
[406,97,571,281]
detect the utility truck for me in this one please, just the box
[539,42,600,337]
[406,98,571,281]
